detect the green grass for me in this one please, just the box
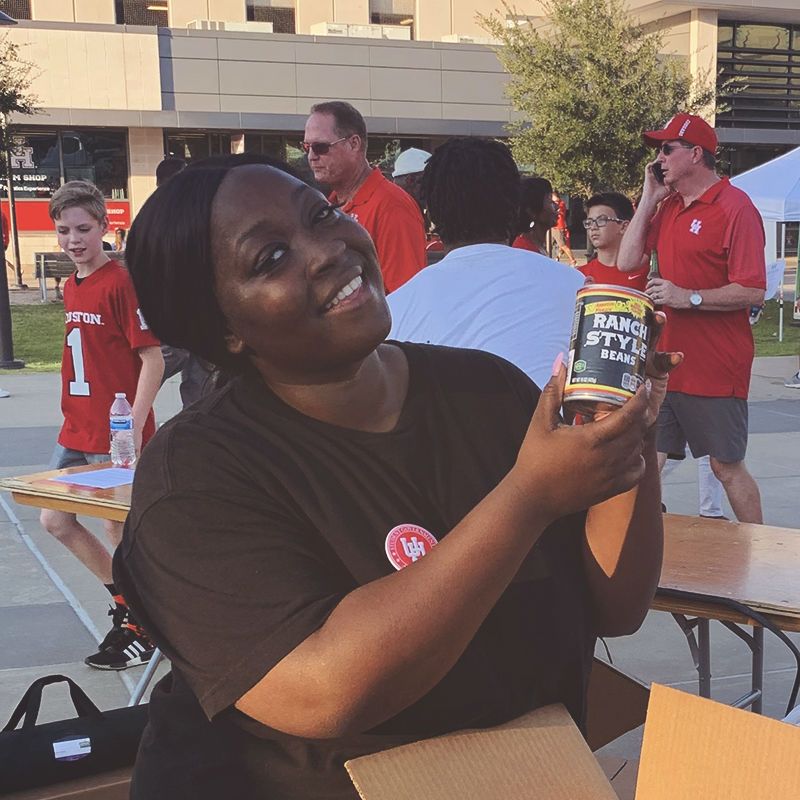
[753,299,800,357]
[1,296,798,374]
[1,302,64,372]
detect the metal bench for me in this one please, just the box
[33,252,127,302]
[34,252,75,302]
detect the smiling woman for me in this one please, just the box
[116,153,669,799]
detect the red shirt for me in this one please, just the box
[579,258,648,291]
[646,178,766,398]
[555,199,568,230]
[512,234,546,255]
[332,168,426,294]
[59,261,160,454]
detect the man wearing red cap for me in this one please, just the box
[618,113,766,524]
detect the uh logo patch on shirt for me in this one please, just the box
[689,218,702,235]
[385,524,438,570]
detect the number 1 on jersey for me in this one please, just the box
[66,328,91,396]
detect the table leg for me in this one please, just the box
[753,626,764,714]
[718,621,764,713]
[698,618,712,698]
[128,647,165,706]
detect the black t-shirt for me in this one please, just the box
[115,342,595,799]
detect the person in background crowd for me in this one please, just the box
[40,180,163,669]
[113,227,126,252]
[156,156,188,186]
[513,177,558,257]
[551,191,578,266]
[785,358,800,389]
[304,101,426,293]
[155,156,214,408]
[116,152,674,799]
[389,138,583,390]
[618,113,766,524]
[391,147,430,214]
[391,147,443,256]
[582,190,726,519]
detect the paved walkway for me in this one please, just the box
[0,361,798,751]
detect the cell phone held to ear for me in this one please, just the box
[652,162,665,184]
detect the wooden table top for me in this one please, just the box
[0,463,132,522]
[2,468,799,628]
[656,514,800,631]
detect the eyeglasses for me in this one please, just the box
[582,215,625,229]
[659,142,695,156]
[300,136,348,156]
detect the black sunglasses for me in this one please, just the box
[659,142,695,156]
[300,136,348,156]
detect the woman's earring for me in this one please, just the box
[529,221,535,229]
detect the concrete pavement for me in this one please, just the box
[0,361,798,753]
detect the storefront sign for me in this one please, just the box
[0,200,131,232]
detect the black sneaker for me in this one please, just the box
[85,625,155,670]
[96,603,128,651]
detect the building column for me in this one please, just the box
[689,8,719,124]
[127,128,164,219]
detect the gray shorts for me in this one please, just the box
[657,392,748,464]
[49,444,110,471]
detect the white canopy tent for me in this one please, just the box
[730,146,800,334]
[731,146,800,221]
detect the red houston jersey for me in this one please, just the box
[59,260,160,454]
[646,178,766,398]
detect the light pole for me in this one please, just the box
[0,8,23,374]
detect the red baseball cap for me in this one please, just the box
[643,113,718,153]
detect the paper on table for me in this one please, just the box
[50,468,135,489]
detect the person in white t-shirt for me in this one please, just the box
[388,138,583,390]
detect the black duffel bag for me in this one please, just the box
[0,674,149,793]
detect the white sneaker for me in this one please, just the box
[785,371,800,389]
[0,389,10,398]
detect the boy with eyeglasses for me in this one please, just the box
[579,192,647,290]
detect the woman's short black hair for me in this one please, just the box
[422,138,520,246]
[518,177,554,230]
[126,154,304,374]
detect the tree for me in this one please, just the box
[479,0,717,197]
[0,32,39,150]
[0,32,38,367]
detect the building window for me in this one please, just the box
[247,2,296,34]
[164,132,235,163]
[0,1,31,19]
[717,21,800,129]
[1,129,128,200]
[115,0,168,26]
[369,0,414,35]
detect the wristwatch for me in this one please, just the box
[689,291,703,308]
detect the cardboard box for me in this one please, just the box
[346,684,800,799]
[2,767,131,800]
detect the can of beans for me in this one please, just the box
[564,285,654,416]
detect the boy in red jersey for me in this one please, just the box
[41,181,163,670]
[579,192,648,290]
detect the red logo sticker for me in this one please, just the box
[385,524,438,571]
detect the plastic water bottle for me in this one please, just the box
[110,393,136,468]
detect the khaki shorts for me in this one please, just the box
[656,392,748,464]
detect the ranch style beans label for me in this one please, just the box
[564,285,654,415]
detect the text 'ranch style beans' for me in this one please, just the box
[564,285,655,417]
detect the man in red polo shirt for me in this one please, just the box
[303,101,426,293]
[618,113,766,523]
